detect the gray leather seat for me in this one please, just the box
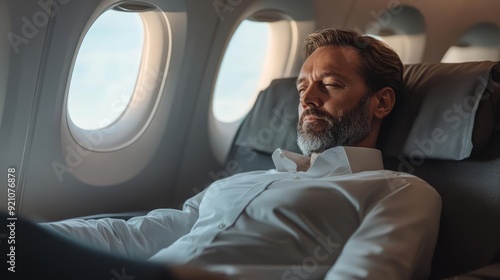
[227,61,500,279]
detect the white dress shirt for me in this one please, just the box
[42,146,441,280]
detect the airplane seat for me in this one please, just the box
[226,61,500,279]
[380,61,500,279]
[226,77,302,171]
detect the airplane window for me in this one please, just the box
[212,20,270,123]
[441,22,500,63]
[366,5,425,64]
[67,10,144,130]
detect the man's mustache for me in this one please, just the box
[300,108,332,122]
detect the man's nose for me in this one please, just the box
[300,84,322,109]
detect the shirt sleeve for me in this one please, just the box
[39,189,206,259]
[325,177,442,280]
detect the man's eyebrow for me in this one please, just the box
[320,72,347,81]
[296,72,347,86]
[296,77,306,86]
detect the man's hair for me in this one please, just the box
[304,28,404,96]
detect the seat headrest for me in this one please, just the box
[233,78,302,155]
[233,61,499,161]
[379,61,500,160]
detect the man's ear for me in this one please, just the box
[372,87,395,120]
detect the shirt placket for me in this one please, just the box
[215,179,278,231]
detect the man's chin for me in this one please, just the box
[301,121,329,133]
[297,134,334,156]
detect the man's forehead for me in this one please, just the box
[301,46,359,72]
[298,46,360,82]
[307,45,360,65]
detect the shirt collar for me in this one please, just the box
[272,146,384,175]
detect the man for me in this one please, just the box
[42,29,441,279]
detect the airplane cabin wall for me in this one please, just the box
[331,0,500,63]
[2,0,206,221]
[0,1,54,220]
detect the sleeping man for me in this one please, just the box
[42,28,441,279]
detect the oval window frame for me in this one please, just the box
[210,11,297,125]
[208,10,302,164]
[365,5,426,64]
[441,22,500,63]
[66,2,170,152]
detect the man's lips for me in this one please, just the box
[303,115,326,123]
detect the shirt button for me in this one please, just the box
[218,223,226,229]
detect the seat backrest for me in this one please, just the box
[227,62,500,278]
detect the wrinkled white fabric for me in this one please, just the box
[42,146,441,280]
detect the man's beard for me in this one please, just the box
[297,93,372,156]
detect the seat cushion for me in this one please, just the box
[379,61,500,160]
